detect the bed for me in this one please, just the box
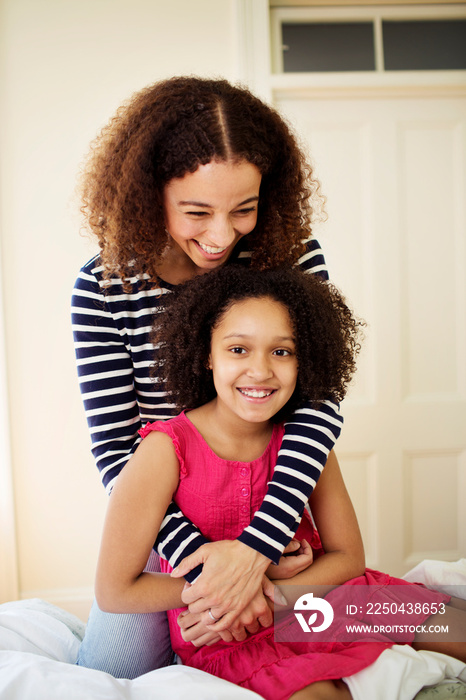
[1,560,465,700]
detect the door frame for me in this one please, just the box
[0,240,18,602]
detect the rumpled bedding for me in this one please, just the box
[0,599,260,699]
[344,559,466,700]
[0,560,465,700]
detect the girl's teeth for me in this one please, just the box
[240,389,272,398]
[197,241,227,254]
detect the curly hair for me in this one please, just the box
[78,76,324,286]
[152,266,364,420]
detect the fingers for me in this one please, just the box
[217,629,234,643]
[263,576,287,606]
[177,610,225,647]
[171,547,208,579]
[201,609,238,631]
[183,595,228,615]
[183,629,223,647]
[282,539,301,554]
[257,608,273,629]
[301,539,313,563]
[180,579,233,612]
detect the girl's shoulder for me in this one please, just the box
[139,413,195,478]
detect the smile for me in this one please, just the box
[238,388,275,399]
[196,241,228,255]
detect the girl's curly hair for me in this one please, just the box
[78,76,324,286]
[152,266,364,420]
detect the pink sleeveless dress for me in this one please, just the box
[140,413,449,699]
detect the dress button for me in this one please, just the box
[241,487,249,497]
[240,468,248,477]
[241,505,249,514]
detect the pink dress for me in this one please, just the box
[140,413,449,699]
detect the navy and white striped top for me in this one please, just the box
[71,238,343,580]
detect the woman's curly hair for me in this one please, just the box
[152,266,364,420]
[78,76,324,286]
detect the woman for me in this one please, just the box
[72,76,343,678]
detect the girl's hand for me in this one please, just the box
[177,609,228,647]
[266,539,313,580]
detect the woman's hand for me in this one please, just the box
[201,580,280,640]
[177,609,226,647]
[171,540,285,631]
[266,539,313,580]
[179,583,278,646]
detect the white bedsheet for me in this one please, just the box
[0,599,260,699]
[1,560,465,700]
[344,559,466,700]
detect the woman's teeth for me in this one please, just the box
[197,241,228,254]
[239,389,273,398]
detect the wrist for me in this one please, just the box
[234,539,271,572]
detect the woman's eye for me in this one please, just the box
[187,211,208,217]
[234,207,256,216]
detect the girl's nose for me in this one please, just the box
[246,354,272,380]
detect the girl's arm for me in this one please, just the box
[95,431,184,613]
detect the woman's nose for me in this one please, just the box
[208,216,235,247]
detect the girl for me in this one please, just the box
[95,266,464,699]
[73,76,342,676]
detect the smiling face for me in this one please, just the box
[162,159,261,280]
[208,296,298,428]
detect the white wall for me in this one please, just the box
[0,0,257,620]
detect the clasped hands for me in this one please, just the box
[171,538,313,647]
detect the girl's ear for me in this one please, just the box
[206,355,212,371]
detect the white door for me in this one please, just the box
[274,93,466,576]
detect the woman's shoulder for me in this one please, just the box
[139,413,187,439]
[73,255,172,305]
[296,237,329,279]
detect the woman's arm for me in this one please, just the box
[274,450,365,597]
[72,258,210,583]
[95,431,184,613]
[236,400,343,561]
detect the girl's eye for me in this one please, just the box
[229,347,247,354]
[187,211,208,217]
[274,348,292,357]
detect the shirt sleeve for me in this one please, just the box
[71,262,209,583]
[71,265,142,491]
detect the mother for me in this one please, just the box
[72,76,342,678]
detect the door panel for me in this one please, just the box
[275,95,466,576]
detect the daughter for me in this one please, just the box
[95,266,464,699]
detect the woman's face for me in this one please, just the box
[208,297,298,427]
[163,159,261,275]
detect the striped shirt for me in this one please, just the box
[71,238,342,579]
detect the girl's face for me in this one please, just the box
[163,159,261,275]
[208,297,298,426]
